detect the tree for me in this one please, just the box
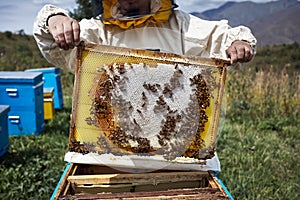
[17,29,26,36]
[69,0,103,21]
[4,31,13,39]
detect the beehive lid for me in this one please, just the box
[26,67,60,74]
[43,87,54,97]
[0,105,10,114]
[0,71,43,84]
[65,42,229,171]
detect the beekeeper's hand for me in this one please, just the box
[48,14,80,50]
[226,40,254,64]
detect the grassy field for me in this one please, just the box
[0,33,299,199]
[0,95,72,200]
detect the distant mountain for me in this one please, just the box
[191,0,300,46]
[248,4,300,46]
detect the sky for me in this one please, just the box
[0,0,275,35]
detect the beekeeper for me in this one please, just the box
[33,0,257,171]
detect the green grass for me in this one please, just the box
[0,96,71,200]
[219,61,300,199]
[217,120,300,200]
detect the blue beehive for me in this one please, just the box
[26,67,64,109]
[0,105,10,157]
[0,72,45,136]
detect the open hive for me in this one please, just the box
[66,42,229,170]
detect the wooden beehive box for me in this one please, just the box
[52,42,232,199]
[43,87,55,120]
[0,105,10,157]
[52,163,232,199]
[26,67,64,109]
[0,71,45,136]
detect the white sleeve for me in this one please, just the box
[178,12,256,60]
[33,4,77,72]
[208,20,257,60]
[224,24,257,54]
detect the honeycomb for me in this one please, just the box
[69,42,228,162]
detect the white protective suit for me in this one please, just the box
[33,2,257,172]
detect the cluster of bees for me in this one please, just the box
[75,62,218,160]
[183,70,217,159]
[69,138,90,155]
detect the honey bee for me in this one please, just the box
[113,75,120,81]
[117,63,126,74]
[108,64,114,72]
[143,82,157,93]
[156,95,166,105]
[142,92,147,101]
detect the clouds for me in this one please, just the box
[176,0,226,12]
[0,0,77,34]
[175,0,277,12]
[33,0,65,4]
[0,4,15,11]
[32,0,77,10]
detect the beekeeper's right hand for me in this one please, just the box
[48,14,80,50]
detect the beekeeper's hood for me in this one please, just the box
[101,0,175,29]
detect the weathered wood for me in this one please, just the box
[208,173,219,189]
[55,164,230,199]
[52,163,74,200]
[73,180,205,194]
[67,171,209,185]
[209,171,229,197]
[83,43,231,68]
[59,188,227,200]
[67,170,214,195]
[75,164,203,175]
[64,164,78,195]
[75,164,127,175]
